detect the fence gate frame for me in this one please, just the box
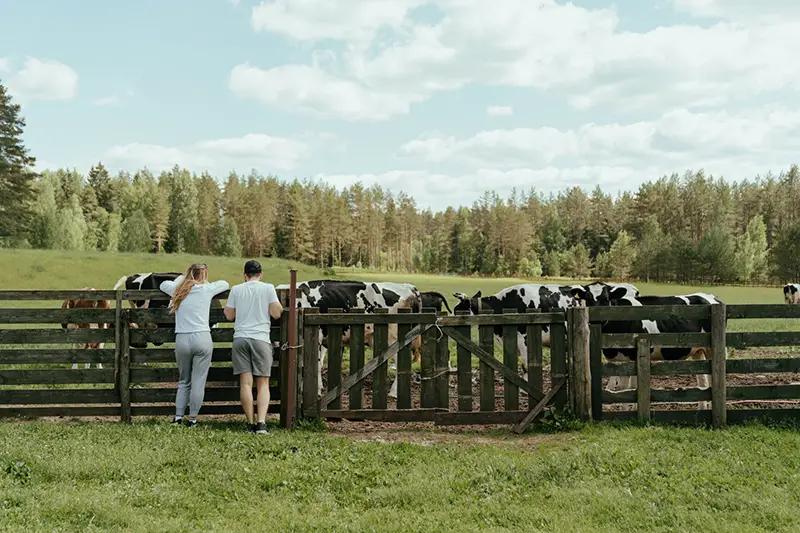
[298,305,581,432]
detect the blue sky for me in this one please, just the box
[2,0,799,210]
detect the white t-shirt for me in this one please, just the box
[159,278,230,334]
[225,280,279,343]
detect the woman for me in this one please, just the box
[160,264,229,427]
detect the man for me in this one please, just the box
[223,260,283,434]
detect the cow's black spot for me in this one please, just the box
[381,289,400,307]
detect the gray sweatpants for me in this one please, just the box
[174,331,214,418]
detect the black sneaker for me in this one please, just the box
[247,423,256,434]
[254,422,269,435]
[171,416,183,425]
[184,418,197,428]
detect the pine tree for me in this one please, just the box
[55,195,87,250]
[0,81,37,240]
[103,213,122,253]
[607,230,637,280]
[121,210,153,253]
[215,217,242,257]
[87,162,114,213]
[29,175,59,249]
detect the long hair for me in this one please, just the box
[169,264,208,314]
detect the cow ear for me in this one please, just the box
[472,291,482,299]
[453,292,467,301]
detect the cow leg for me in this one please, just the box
[691,348,712,411]
[517,332,528,382]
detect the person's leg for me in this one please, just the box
[255,376,270,423]
[251,340,273,433]
[187,332,214,420]
[232,338,255,426]
[239,372,255,424]
[174,334,193,420]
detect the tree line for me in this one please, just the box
[2,80,800,284]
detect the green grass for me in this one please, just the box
[2,420,800,532]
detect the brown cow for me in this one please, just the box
[61,288,111,369]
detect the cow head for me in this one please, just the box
[61,289,111,331]
[453,291,485,315]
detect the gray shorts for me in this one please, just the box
[232,338,273,377]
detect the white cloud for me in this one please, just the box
[242,0,800,117]
[5,57,78,103]
[229,63,420,120]
[92,90,134,107]
[0,57,10,73]
[393,107,800,201]
[105,133,311,174]
[486,105,513,116]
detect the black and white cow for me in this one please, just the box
[275,280,422,396]
[114,272,223,349]
[784,284,800,304]
[452,282,639,383]
[420,291,453,314]
[589,286,724,409]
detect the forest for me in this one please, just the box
[2,81,800,284]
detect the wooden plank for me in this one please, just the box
[604,359,711,377]
[550,322,567,409]
[727,358,800,374]
[0,389,119,405]
[0,308,117,324]
[570,307,591,421]
[130,348,281,365]
[119,318,131,423]
[129,367,240,383]
[372,309,389,410]
[478,315,494,412]
[726,332,800,348]
[130,404,256,417]
[130,328,233,344]
[114,290,122,395]
[605,409,800,426]
[420,309,437,409]
[0,369,114,385]
[728,385,800,401]
[603,410,711,424]
[304,313,437,326]
[0,349,115,365]
[526,324,543,399]
[0,406,121,418]
[603,387,712,404]
[437,313,565,326]
[434,311,450,409]
[727,304,800,319]
[589,305,711,322]
[502,310,519,411]
[320,408,447,422]
[637,337,650,422]
[455,311,472,412]
[601,332,710,348]
[590,324,603,420]
[348,310,366,410]
[129,308,231,323]
[0,290,117,301]
[442,326,543,403]
[122,290,230,300]
[513,379,565,434]
[711,303,727,428]
[326,311,344,411]
[434,410,529,425]
[130,386,279,403]
[395,309,412,410]
[279,308,290,427]
[316,323,434,411]
[0,328,115,345]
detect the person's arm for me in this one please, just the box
[159,275,184,296]
[209,280,230,295]
[267,285,283,320]
[223,286,236,322]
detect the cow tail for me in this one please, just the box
[113,276,128,290]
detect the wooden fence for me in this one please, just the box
[593,303,800,426]
[0,289,293,426]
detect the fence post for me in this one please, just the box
[283,269,299,428]
[279,309,290,428]
[711,303,727,428]
[302,308,320,417]
[568,307,591,421]
[119,310,131,423]
[636,337,650,423]
[114,290,122,394]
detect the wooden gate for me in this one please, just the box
[299,306,572,432]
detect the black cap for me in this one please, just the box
[244,260,262,276]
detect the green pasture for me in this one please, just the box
[2,421,800,532]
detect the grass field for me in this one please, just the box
[2,421,800,532]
